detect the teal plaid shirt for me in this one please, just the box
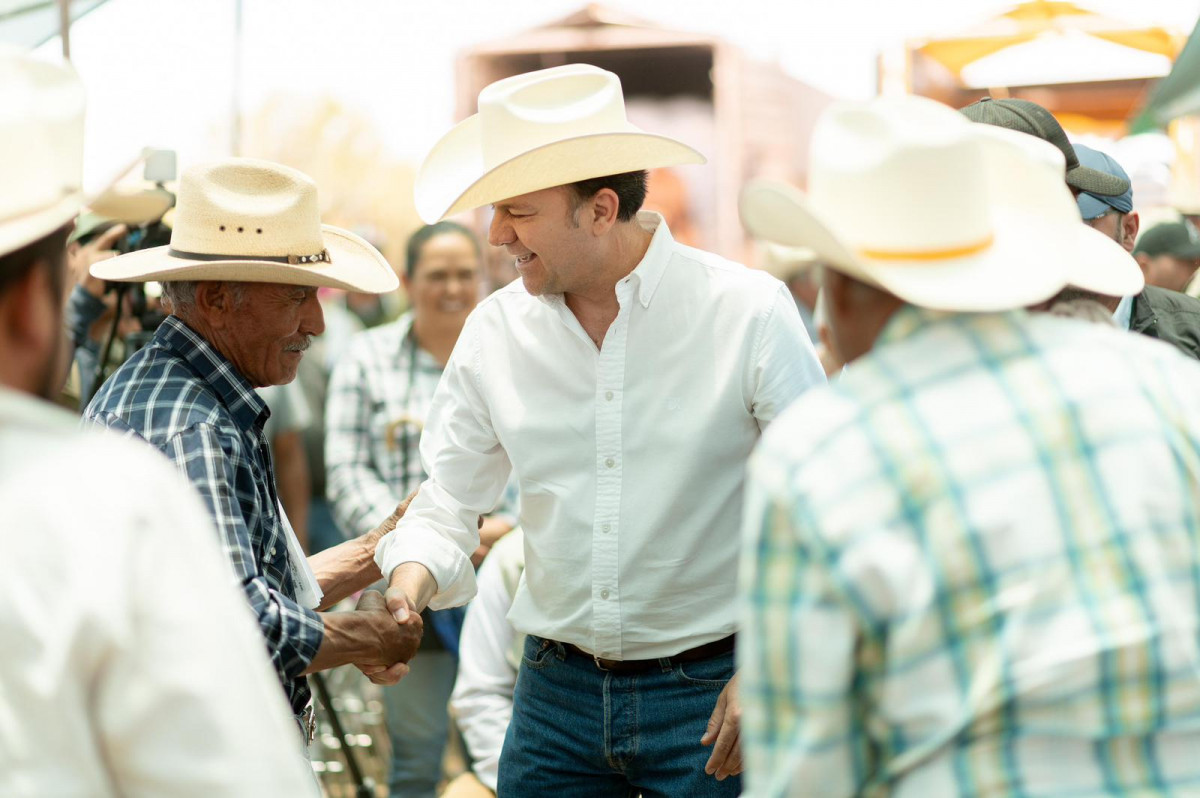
[741,306,1200,797]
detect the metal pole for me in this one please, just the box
[231,0,243,155]
[58,0,71,60]
[310,673,375,798]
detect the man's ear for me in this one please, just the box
[0,259,58,352]
[1122,212,1140,254]
[194,281,233,325]
[588,188,620,235]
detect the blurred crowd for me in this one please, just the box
[9,42,1200,798]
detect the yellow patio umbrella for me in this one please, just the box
[918,0,1181,80]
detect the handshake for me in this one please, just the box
[345,589,424,685]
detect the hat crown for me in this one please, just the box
[811,98,994,256]
[0,51,83,229]
[169,159,326,257]
[477,64,632,169]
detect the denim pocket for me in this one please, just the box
[521,637,561,671]
[672,651,735,688]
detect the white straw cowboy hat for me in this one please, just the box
[414,63,706,223]
[739,96,1138,312]
[0,49,85,258]
[92,158,399,294]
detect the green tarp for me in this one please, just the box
[1132,19,1200,132]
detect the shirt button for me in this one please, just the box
[601,523,611,533]
[268,546,276,557]
[605,391,614,401]
[601,589,610,599]
[605,458,615,469]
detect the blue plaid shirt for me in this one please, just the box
[741,306,1200,797]
[83,315,323,715]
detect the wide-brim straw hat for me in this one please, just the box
[414,63,706,223]
[739,96,1141,312]
[92,158,398,294]
[0,49,86,257]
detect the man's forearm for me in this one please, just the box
[388,561,438,614]
[310,532,381,611]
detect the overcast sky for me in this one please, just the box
[38,0,1200,191]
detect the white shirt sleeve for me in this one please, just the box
[99,456,319,797]
[749,284,827,429]
[375,316,513,608]
[450,549,520,792]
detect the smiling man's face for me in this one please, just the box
[216,282,325,387]
[487,186,597,297]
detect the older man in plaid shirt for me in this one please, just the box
[737,97,1200,796]
[85,158,423,739]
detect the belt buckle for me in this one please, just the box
[593,654,611,671]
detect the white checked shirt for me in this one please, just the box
[376,213,825,659]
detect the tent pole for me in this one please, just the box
[58,0,71,60]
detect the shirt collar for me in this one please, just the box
[873,303,964,348]
[1112,294,1134,331]
[155,315,268,433]
[535,211,675,310]
[627,211,673,309]
[0,385,77,433]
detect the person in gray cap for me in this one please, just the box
[961,97,1130,198]
[1134,220,1200,293]
[1068,144,1200,360]
[1075,144,1139,248]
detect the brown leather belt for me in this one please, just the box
[560,634,735,673]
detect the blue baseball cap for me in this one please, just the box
[1074,144,1133,220]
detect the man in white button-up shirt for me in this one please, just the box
[0,49,316,797]
[376,64,824,795]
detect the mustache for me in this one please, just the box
[283,335,313,353]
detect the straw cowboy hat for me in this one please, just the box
[739,95,1139,312]
[0,49,86,258]
[414,63,706,223]
[92,158,399,294]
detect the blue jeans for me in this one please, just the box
[497,636,741,797]
[382,649,457,797]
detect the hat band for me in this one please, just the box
[168,247,331,265]
[858,234,994,262]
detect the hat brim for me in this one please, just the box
[90,224,399,294]
[415,112,705,223]
[88,187,174,225]
[0,191,83,258]
[1066,164,1129,198]
[740,179,1099,312]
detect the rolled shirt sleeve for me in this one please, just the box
[167,423,323,681]
[375,318,512,608]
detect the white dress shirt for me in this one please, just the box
[0,388,316,797]
[377,213,825,659]
[451,529,525,792]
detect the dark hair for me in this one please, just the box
[0,222,72,300]
[404,221,481,280]
[567,170,648,223]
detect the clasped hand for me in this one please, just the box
[353,589,423,685]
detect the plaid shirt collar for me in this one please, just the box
[874,304,1019,349]
[155,315,269,434]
